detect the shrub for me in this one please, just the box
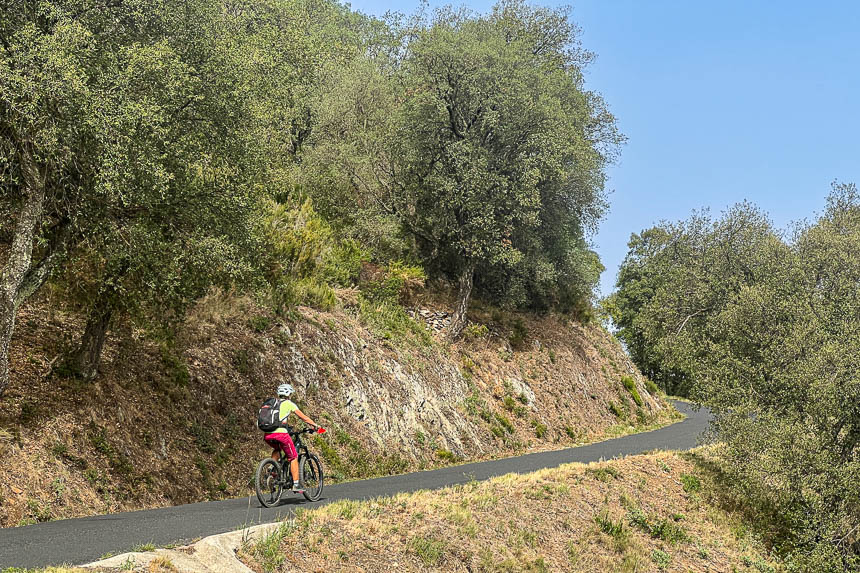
[680,473,701,494]
[357,296,432,346]
[628,508,689,544]
[248,315,273,332]
[464,323,489,340]
[621,375,643,407]
[651,549,671,570]
[531,420,547,439]
[608,401,625,418]
[644,379,659,395]
[594,510,629,551]
[495,413,514,434]
[508,318,528,350]
[586,466,620,482]
[274,278,337,311]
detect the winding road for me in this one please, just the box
[0,400,710,568]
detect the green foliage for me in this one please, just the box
[262,196,367,313]
[531,420,547,439]
[594,510,629,550]
[409,535,446,566]
[609,184,860,569]
[359,262,425,305]
[644,379,659,395]
[435,449,459,463]
[355,262,430,345]
[586,466,620,482]
[651,549,671,570]
[508,318,529,350]
[621,375,643,407]
[464,323,490,340]
[627,507,689,544]
[495,413,515,434]
[308,1,621,322]
[680,473,701,494]
[248,315,273,333]
[608,401,625,419]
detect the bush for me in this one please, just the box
[359,261,425,305]
[621,375,643,407]
[464,323,489,340]
[680,473,701,494]
[357,296,432,346]
[644,379,659,395]
[586,466,620,482]
[608,401,625,418]
[651,549,671,570]
[531,420,547,439]
[508,318,528,350]
[495,413,514,434]
[627,508,689,544]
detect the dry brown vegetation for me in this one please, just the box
[239,449,778,573]
[0,290,676,528]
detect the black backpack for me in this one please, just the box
[257,398,285,432]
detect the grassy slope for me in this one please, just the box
[240,448,779,573]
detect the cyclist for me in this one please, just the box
[263,383,320,493]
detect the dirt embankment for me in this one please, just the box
[0,291,675,527]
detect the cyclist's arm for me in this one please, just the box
[294,409,318,428]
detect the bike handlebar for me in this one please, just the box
[291,427,326,435]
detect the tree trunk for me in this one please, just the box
[446,262,475,340]
[73,293,114,380]
[0,146,45,396]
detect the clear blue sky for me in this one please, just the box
[347,0,860,295]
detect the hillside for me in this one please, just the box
[236,449,778,572]
[0,290,676,528]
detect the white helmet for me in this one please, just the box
[277,383,294,398]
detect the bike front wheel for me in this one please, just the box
[255,458,283,508]
[300,454,324,502]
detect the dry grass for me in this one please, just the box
[146,555,177,572]
[239,449,779,573]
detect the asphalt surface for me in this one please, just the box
[0,400,711,568]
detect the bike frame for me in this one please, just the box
[277,430,312,469]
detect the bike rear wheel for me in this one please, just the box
[255,458,283,508]
[300,454,324,501]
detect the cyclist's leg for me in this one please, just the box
[282,435,299,483]
[263,434,283,462]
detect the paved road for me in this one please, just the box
[0,401,710,568]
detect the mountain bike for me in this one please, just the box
[255,427,325,507]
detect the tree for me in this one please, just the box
[306,0,621,336]
[606,204,777,394]
[609,186,860,568]
[0,1,263,388]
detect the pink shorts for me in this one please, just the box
[264,432,297,461]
